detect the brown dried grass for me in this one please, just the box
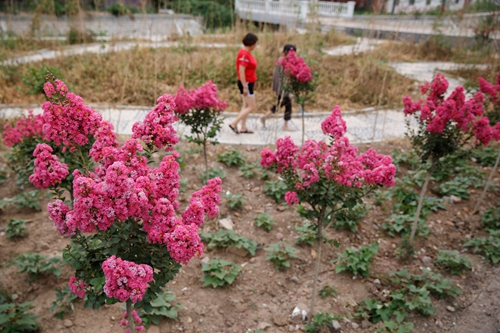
[0,31,415,113]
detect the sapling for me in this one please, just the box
[278,51,317,145]
[473,72,500,213]
[402,73,499,244]
[4,74,223,333]
[173,81,226,183]
[260,106,396,318]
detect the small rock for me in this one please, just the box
[446,306,456,313]
[63,319,73,328]
[250,257,256,263]
[111,316,115,321]
[39,241,50,250]
[291,276,299,284]
[276,232,284,240]
[251,187,260,192]
[330,320,341,331]
[351,322,359,330]
[421,256,434,268]
[342,317,351,324]
[219,217,234,230]
[373,279,381,285]
[273,314,288,326]
[257,322,272,330]
[436,320,444,328]
[450,195,462,204]
[199,318,204,323]
[373,224,379,231]
[246,205,253,211]
[361,320,370,329]
[201,256,210,266]
[277,206,286,212]
[11,294,19,300]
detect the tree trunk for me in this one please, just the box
[301,103,305,146]
[203,140,209,184]
[474,147,500,214]
[126,300,136,333]
[309,207,326,321]
[409,170,432,244]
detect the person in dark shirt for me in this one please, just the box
[260,44,296,132]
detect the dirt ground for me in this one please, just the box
[1,139,500,333]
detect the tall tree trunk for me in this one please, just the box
[126,300,136,333]
[409,169,432,244]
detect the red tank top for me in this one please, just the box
[236,49,257,83]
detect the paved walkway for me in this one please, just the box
[0,104,406,145]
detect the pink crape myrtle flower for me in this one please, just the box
[284,191,299,206]
[47,199,75,236]
[41,80,102,147]
[260,106,396,192]
[102,256,153,303]
[278,50,313,83]
[29,143,69,188]
[403,73,498,145]
[173,81,227,115]
[478,72,500,105]
[2,111,44,147]
[69,276,86,298]
[120,310,145,332]
[322,106,346,139]
[164,223,204,265]
[132,94,179,150]
[88,120,119,162]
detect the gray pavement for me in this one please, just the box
[0,104,407,146]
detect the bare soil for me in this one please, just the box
[1,139,500,333]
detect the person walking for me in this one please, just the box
[260,44,296,132]
[229,33,258,134]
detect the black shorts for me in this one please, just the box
[237,81,255,96]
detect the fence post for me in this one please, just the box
[346,1,356,17]
[265,0,271,14]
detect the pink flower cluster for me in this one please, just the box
[28,143,69,188]
[278,50,313,83]
[260,107,396,203]
[173,81,227,115]
[42,79,103,147]
[69,276,86,298]
[132,94,179,150]
[2,111,44,147]
[403,73,500,145]
[49,137,221,264]
[478,72,500,105]
[321,106,347,139]
[102,256,153,303]
[120,310,145,332]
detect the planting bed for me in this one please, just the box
[1,138,499,333]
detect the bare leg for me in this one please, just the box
[260,110,273,127]
[232,95,256,131]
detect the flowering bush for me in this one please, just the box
[260,105,395,316]
[278,50,318,144]
[173,81,227,182]
[402,73,497,243]
[3,73,222,333]
[478,72,500,124]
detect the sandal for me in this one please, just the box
[229,124,239,134]
[240,129,254,134]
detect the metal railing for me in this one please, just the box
[235,0,356,26]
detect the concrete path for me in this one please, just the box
[0,104,406,146]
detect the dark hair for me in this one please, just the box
[242,33,258,47]
[283,44,296,54]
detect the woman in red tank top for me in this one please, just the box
[229,33,258,134]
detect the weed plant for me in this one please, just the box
[319,285,337,299]
[142,291,181,325]
[334,243,379,277]
[435,250,472,275]
[199,167,226,184]
[13,253,62,280]
[201,230,257,256]
[464,230,500,264]
[263,180,288,203]
[5,219,28,239]
[50,286,79,319]
[304,312,342,333]
[254,212,275,232]
[217,148,245,167]
[265,242,297,270]
[201,259,242,288]
[226,193,245,209]
[0,290,40,332]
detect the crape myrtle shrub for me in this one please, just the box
[2,74,223,331]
